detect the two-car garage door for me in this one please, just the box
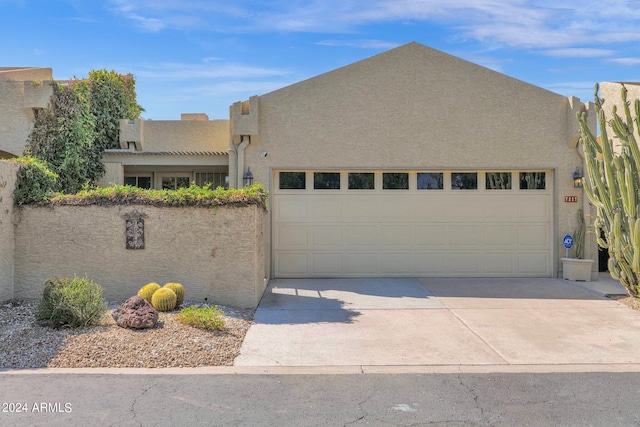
[273,170,553,278]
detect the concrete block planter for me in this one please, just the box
[561,258,594,282]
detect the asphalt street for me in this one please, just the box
[2,371,640,426]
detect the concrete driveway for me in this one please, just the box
[234,277,640,367]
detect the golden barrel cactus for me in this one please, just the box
[163,282,185,307]
[137,283,161,303]
[151,287,177,312]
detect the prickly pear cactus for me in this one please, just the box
[163,282,185,307]
[151,287,177,312]
[577,83,640,296]
[137,283,161,303]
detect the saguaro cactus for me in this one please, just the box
[577,83,640,296]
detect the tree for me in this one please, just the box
[25,70,143,193]
[88,69,143,150]
[26,80,96,194]
[577,84,640,296]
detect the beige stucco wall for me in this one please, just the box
[600,82,640,142]
[0,161,18,302]
[0,81,52,157]
[99,162,124,186]
[0,68,53,157]
[14,204,267,308]
[120,119,230,152]
[238,42,597,278]
[0,67,52,82]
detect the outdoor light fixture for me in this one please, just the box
[573,167,583,188]
[243,167,254,187]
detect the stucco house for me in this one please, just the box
[0,67,53,159]
[1,42,604,284]
[229,42,596,280]
[99,114,229,190]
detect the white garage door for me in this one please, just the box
[273,170,553,278]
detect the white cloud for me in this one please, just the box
[132,62,291,81]
[315,39,401,49]
[608,58,640,67]
[105,0,640,51]
[543,48,615,58]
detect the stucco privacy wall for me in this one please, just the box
[14,204,266,308]
[0,161,18,302]
[237,42,597,276]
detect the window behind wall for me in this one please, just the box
[195,172,229,189]
[124,176,151,189]
[162,176,190,190]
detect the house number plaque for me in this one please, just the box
[126,218,145,249]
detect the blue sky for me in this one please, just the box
[2,0,640,120]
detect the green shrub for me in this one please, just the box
[12,156,59,205]
[36,275,107,328]
[176,305,226,331]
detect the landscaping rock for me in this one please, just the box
[112,295,158,329]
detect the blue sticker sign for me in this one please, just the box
[562,234,574,249]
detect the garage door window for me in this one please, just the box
[417,172,443,190]
[314,172,340,189]
[280,172,306,189]
[519,172,546,190]
[348,172,375,189]
[486,172,512,190]
[383,173,409,190]
[451,172,477,190]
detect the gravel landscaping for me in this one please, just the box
[0,299,253,369]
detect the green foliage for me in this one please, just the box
[88,69,143,150]
[26,81,97,194]
[12,156,59,205]
[23,70,143,197]
[176,305,226,331]
[163,282,185,307]
[151,287,177,312]
[573,208,586,259]
[577,83,640,296]
[36,275,107,328]
[49,182,268,208]
[137,282,161,303]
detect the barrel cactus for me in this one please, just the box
[151,287,177,312]
[577,83,640,296]
[163,282,185,307]
[137,282,161,303]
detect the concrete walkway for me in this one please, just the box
[234,276,640,368]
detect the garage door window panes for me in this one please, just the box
[314,172,340,189]
[451,172,477,190]
[486,172,512,190]
[280,172,306,189]
[417,173,443,190]
[383,173,409,190]
[519,172,546,190]
[348,172,375,189]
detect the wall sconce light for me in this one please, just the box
[573,167,583,188]
[243,167,254,187]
